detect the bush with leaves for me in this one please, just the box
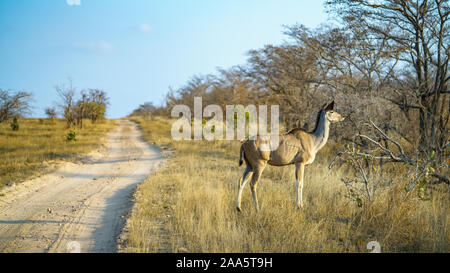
[10,117,19,131]
[66,130,77,142]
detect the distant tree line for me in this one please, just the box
[130,0,448,188]
[129,102,166,118]
[133,0,448,151]
[0,79,109,129]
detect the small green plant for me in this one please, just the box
[10,117,19,131]
[66,130,77,142]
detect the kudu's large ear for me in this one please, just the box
[325,100,335,111]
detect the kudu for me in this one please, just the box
[236,101,345,211]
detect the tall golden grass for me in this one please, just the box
[124,117,448,253]
[0,118,115,187]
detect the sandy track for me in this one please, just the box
[0,120,164,253]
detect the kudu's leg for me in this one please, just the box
[295,163,305,208]
[236,165,253,212]
[250,162,266,211]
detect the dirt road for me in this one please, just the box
[0,120,164,253]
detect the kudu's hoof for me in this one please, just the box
[236,207,242,212]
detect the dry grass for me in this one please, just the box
[124,116,449,253]
[0,118,115,187]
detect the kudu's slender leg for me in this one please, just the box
[236,165,253,212]
[295,163,305,208]
[250,161,266,211]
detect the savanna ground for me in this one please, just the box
[0,119,164,252]
[123,117,448,253]
[0,118,115,188]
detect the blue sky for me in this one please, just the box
[0,0,328,118]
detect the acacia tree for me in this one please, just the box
[87,89,109,107]
[86,89,109,123]
[326,0,449,164]
[55,80,110,128]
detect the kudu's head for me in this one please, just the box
[322,101,345,123]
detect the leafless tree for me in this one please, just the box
[327,0,449,166]
[55,82,76,128]
[330,120,448,204]
[244,42,324,130]
[165,75,215,112]
[87,89,110,108]
[282,24,402,140]
[73,91,88,128]
[207,67,258,109]
[0,89,33,123]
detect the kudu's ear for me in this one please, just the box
[325,100,335,111]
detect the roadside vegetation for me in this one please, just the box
[124,1,448,252]
[0,79,114,188]
[123,117,448,252]
[0,118,115,188]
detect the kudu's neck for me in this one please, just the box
[311,110,330,152]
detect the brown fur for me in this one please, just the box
[236,101,344,211]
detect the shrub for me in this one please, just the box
[10,117,19,131]
[66,130,77,142]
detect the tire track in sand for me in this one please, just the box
[0,119,164,253]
